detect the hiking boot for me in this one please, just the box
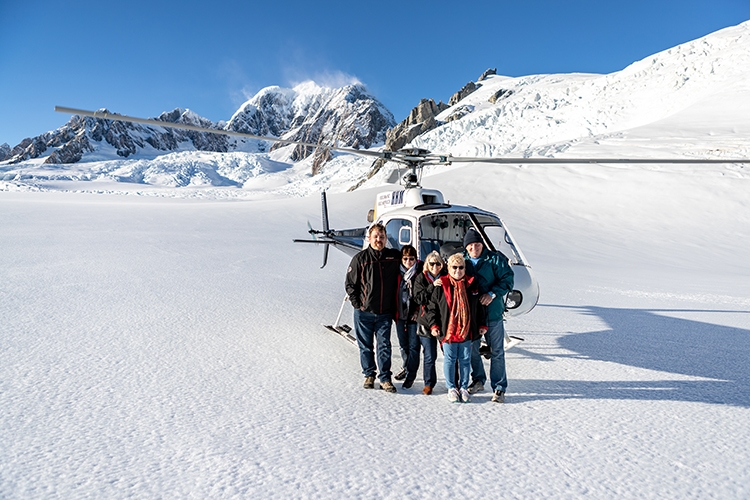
[363,376,375,389]
[402,378,414,390]
[460,388,471,403]
[393,369,407,381]
[492,390,506,403]
[422,386,433,395]
[467,379,485,394]
[448,388,460,403]
[380,380,397,393]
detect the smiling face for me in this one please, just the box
[448,263,466,280]
[447,254,466,280]
[368,226,386,251]
[426,259,443,277]
[466,242,483,259]
[402,254,416,269]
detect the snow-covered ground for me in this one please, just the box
[2,156,749,497]
[2,21,750,499]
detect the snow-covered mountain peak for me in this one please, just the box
[409,20,750,161]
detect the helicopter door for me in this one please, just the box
[384,218,414,249]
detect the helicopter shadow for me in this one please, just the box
[512,305,750,407]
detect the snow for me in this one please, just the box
[2,21,750,498]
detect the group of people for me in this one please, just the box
[344,223,514,403]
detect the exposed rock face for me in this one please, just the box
[444,105,474,122]
[384,98,449,153]
[351,98,449,191]
[6,109,230,165]
[0,143,11,161]
[228,82,394,173]
[488,88,514,104]
[448,81,478,106]
[7,82,394,174]
[478,68,497,81]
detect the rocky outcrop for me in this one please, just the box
[350,98,449,191]
[228,82,394,173]
[0,143,10,162]
[488,88,514,104]
[5,109,230,165]
[478,68,497,81]
[448,82,478,106]
[383,98,448,153]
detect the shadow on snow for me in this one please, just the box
[511,305,750,408]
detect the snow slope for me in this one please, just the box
[1,158,749,498]
[2,21,750,499]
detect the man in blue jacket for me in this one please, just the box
[463,228,514,403]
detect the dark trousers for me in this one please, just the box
[396,319,420,384]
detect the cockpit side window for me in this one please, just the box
[418,212,524,264]
[473,214,524,265]
[384,218,413,249]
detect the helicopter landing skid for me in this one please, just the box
[323,324,357,345]
[324,294,357,345]
[504,335,525,351]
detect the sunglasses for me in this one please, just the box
[451,265,465,270]
[402,256,416,261]
[428,262,442,266]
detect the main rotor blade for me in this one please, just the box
[54,106,386,160]
[53,106,750,166]
[447,156,750,164]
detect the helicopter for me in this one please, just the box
[53,106,750,349]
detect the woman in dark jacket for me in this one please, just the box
[413,250,446,395]
[426,253,487,403]
[394,245,423,389]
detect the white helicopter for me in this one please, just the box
[291,149,539,350]
[54,106,750,349]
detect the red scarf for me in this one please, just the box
[443,275,470,343]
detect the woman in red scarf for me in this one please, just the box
[426,253,487,403]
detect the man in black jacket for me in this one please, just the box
[345,223,402,393]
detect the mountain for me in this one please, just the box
[3,109,230,165]
[1,82,395,171]
[226,82,395,174]
[411,21,750,161]
[2,21,749,195]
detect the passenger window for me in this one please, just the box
[385,218,412,249]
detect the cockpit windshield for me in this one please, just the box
[418,212,525,265]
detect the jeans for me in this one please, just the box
[395,319,420,383]
[353,309,393,382]
[443,340,471,390]
[419,335,438,388]
[470,320,508,391]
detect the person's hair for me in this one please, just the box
[368,223,386,236]
[401,244,417,258]
[447,253,465,268]
[425,250,444,266]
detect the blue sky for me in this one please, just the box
[1,0,748,148]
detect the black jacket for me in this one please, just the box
[425,275,486,344]
[345,246,402,314]
[397,261,424,323]
[414,269,447,330]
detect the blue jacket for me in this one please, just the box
[464,248,514,323]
